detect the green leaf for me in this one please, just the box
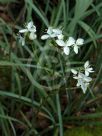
[75,0,93,19]
[78,21,97,48]
[0,0,15,3]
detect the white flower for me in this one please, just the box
[56,37,74,55]
[19,21,37,40]
[19,35,25,46]
[41,27,63,40]
[71,70,92,93]
[19,21,36,33]
[84,61,94,76]
[73,38,84,54]
[68,37,84,54]
[76,78,90,93]
[75,72,92,93]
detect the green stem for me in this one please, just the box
[56,93,63,136]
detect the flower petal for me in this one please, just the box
[77,81,80,87]
[19,36,25,46]
[66,37,75,46]
[85,70,89,76]
[63,46,70,55]
[84,61,89,68]
[41,34,49,40]
[88,68,94,73]
[19,29,28,33]
[29,26,36,33]
[84,75,92,82]
[58,34,64,40]
[27,21,33,29]
[73,76,79,79]
[56,40,65,46]
[47,27,53,35]
[71,69,77,75]
[29,32,37,40]
[76,38,84,45]
[78,72,84,78]
[81,81,87,93]
[74,45,79,54]
[52,29,62,35]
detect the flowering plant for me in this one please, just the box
[18,21,94,94]
[71,61,94,93]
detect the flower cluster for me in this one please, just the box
[19,21,84,56]
[18,21,94,94]
[41,27,84,55]
[71,61,94,93]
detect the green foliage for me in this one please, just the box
[64,127,93,136]
[64,127,102,136]
[75,0,93,19]
[0,0,102,135]
[0,0,15,4]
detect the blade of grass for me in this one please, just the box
[0,90,55,122]
[56,93,63,136]
[25,0,49,26]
